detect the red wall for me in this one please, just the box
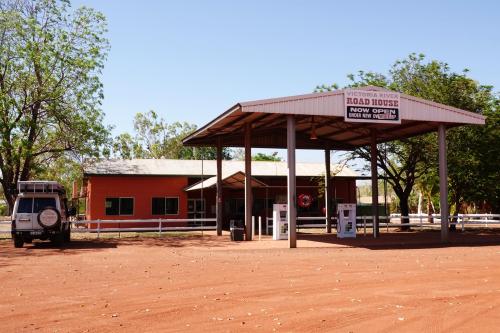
[85,174,356,228]
[86,176,188,226]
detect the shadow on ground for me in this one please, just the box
[298,229,500,250]
[113,234,235,248]
[0,233,235,263]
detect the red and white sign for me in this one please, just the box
[344,89,401,124]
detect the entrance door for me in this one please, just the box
[188,199,205,225]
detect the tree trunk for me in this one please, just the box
[1,181,15,215]
[427,193,434,223]
[399,196,411,230]
[450,195,460,231]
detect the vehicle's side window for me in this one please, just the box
[61,199,67,215]
[18,198,33,213]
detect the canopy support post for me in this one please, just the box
[245,123,253,241]
[438,124,449,243]
[325,149,332,234]
[287,115,297,248]
[370,130,379,238]
[216,137,223,236]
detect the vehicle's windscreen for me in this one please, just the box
[17,198,33,213]
[33,198,57,213]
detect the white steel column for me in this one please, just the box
[244,123,253,241]
[325,149,332,233]
[216,137,223,236]
[287,115,297,248]
[370,130,379,238]
[438,124,449,242]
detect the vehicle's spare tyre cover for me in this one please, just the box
[37,207,61,229]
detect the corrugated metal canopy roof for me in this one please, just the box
[183,86,486,149]
[185,171,268,191]
[84,159,358,178]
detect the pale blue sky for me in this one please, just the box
[73,0,500,163]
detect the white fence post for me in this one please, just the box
[258,216,262,241]
[159,218,162,236]
[252,216,255,238]
[97,219,101,239]
[363,216,366,236]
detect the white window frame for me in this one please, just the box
[165,196,180,215]
[105,197,135,216]
[152,196,180,216]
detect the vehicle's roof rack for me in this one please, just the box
[18,181,66,194]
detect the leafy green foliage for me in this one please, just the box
[0,0,111,210]
[111,110,233,160]
[318,53,499,217]
[252,152,282,161]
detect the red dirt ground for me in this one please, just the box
[1,230,500,332]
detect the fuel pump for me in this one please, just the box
[272,204,288,240]
[337,203,356,238]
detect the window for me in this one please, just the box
[152,198,165,215]
[17,197,56,213]
[18,198,33,213]
[165,198,179,215]
[34,198,57,213]
[105,197,134,215]
[152,197,179,215]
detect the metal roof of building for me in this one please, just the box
[185,171,268,191]
[183,86,486,149]
[84,159,358,178]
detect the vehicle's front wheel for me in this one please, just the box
[13,235,24,248]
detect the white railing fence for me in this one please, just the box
[262,213,500,236]
[0,218,216,238]
[2,214,499,239]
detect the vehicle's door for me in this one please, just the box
[32,197,57,230]
[15,197,34,230]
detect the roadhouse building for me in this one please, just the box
[83,159,358,228]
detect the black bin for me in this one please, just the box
[230,220,244,241]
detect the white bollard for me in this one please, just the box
[258,216,262,241]
[252,216,255,238]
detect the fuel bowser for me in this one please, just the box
[337,203,356,238]
[272,204,288,240]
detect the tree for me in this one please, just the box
[252,152,281,161]
[447,102,500,213]
[111,133,145,160]
[317,53,496,223]
[0,0,110,211]
[111,110,233,160]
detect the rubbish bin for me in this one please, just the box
[230,220,244,241]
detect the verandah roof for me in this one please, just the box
[183,86,485,149]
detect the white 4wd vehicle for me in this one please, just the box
[11,181,76,248]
